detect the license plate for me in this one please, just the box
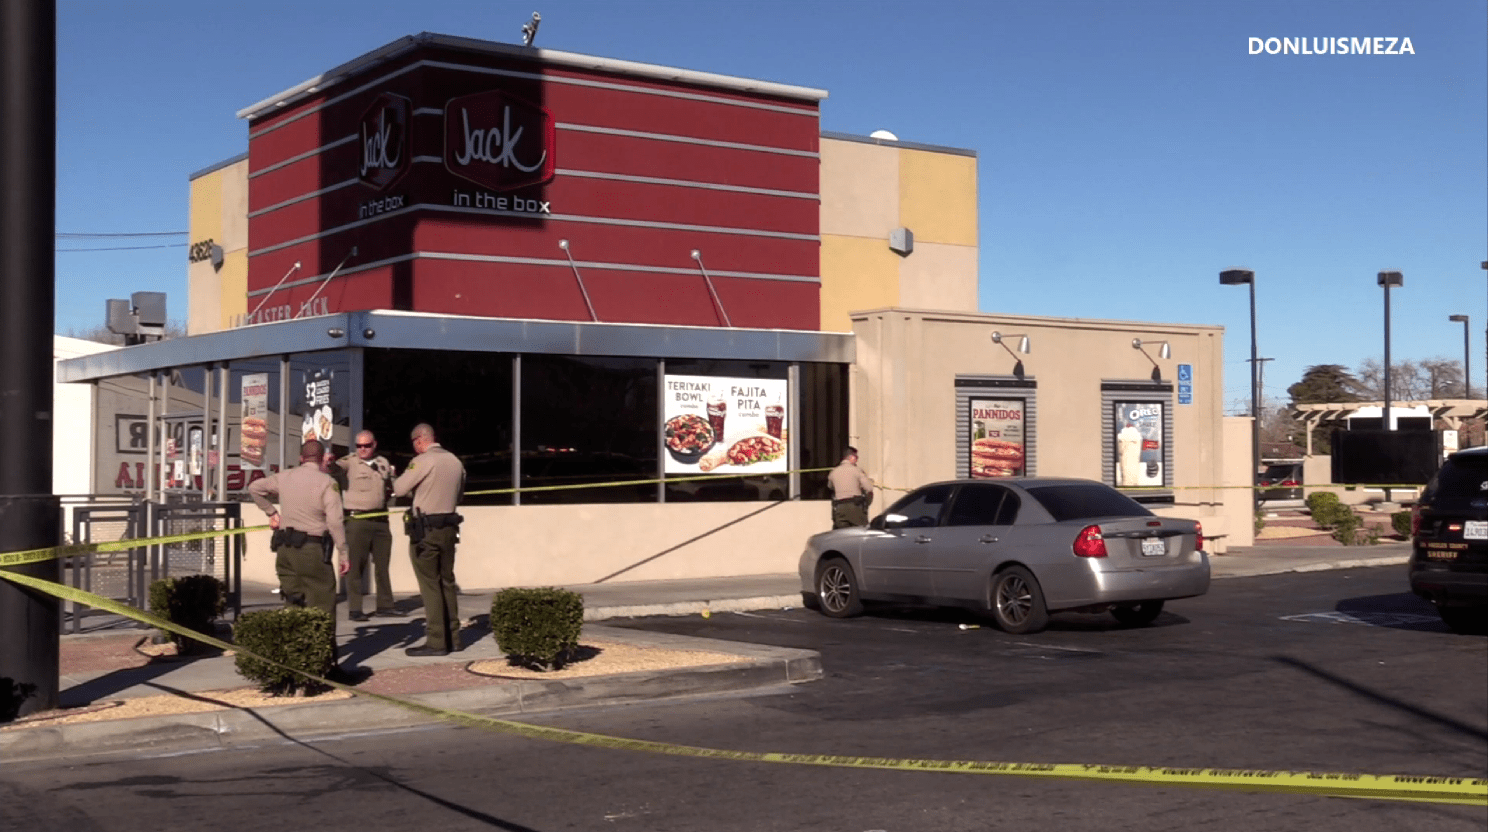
[1141,537,1166,556]
[1465,521,1488,540]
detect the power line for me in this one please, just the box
[55,231,187,238]
[56,243,185,252]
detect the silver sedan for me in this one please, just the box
[799,478,1210,633]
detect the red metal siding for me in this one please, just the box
[246,44,821,330]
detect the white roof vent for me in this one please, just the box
[869,129,898,141]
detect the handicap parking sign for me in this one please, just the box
[1177,364,1193,404]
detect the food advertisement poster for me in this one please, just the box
[662,374,787,475]
[969,398,1025,478]
[300,368,334,448]
[239,373,269,468]
[1114,401,1164,487]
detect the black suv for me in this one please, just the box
[1409,447,1488,634]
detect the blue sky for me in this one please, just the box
[54,0,1487,411]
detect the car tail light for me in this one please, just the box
[1073,524,1107,557]
[1410,505,1421,537]
[1195,521,1204,552]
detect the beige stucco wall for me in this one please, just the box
[1220,416,1255,548]
[239,500,824,592]
[850,307,1249,550]
[187,158,248,335]
[818,136,978,332]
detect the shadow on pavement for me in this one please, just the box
[1334,592,1451,633]
[1272,654,1488,743]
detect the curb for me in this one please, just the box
[0,643,821,763]
[585,594,803,621]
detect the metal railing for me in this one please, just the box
[57,495,243,634]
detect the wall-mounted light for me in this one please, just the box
[558,239,599,321]
[1132,338,1171,382]
[689,249,732,327]
[991,331,1031,378]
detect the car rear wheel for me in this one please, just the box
[1437,605,1488,635]
[1110,600,1165,627]
[990,566,1049,634]
[815,558,863,618]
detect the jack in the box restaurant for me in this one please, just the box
[58,32,1252,597]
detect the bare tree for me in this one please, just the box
[1419,357,1466,398]
[1354,357,1452,401]
[63,319,186,346]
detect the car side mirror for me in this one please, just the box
[881,513,909,530]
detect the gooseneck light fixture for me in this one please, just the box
[1131,338,1171,382]
[990,331,1031,378]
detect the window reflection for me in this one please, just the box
[364,349,515,506]
[521,355,658,504]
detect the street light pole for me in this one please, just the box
[1220,268,1259,513]
[1378,271,1403,429]
[1378,271,1403,504]
[1449,315,1471,399]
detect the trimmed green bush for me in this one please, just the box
[1306,492,1355,529]
[1391,511,1412,538]
[1,676,37,723]
[1305,491,1340,519]
[148,574,226,654]
[233,607,337,695]
[491,587,584,671]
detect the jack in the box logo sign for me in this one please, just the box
[444,89,555,192]
[359,92,411,190]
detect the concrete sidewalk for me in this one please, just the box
[0,542,1411,761]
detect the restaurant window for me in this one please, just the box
[798,362,850,501]
[363,349,515,506]
[956,377,1037,480]
[224,358,287,497]
[520,355,658,505]
[1101,380,1174,503]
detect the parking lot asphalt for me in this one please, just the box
[0,542,1411,762]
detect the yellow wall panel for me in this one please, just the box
[189,171,223,244]
[819,235,900,332]
[898,149,978,247]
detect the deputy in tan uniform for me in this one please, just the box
[333,430,397,621]
[827,446,875,529]
[392,423,466,657]
[248,439,350,616]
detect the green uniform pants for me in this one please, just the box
[346,516,394,614]
[832,497,868,529]
[410,526,460,651]
[275,541,336,617]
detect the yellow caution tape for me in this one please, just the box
[0,569,1483,806]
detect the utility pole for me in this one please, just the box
[1254,357,1273,449]
[0,0,60,716]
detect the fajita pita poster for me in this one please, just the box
[662,374,787,475]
